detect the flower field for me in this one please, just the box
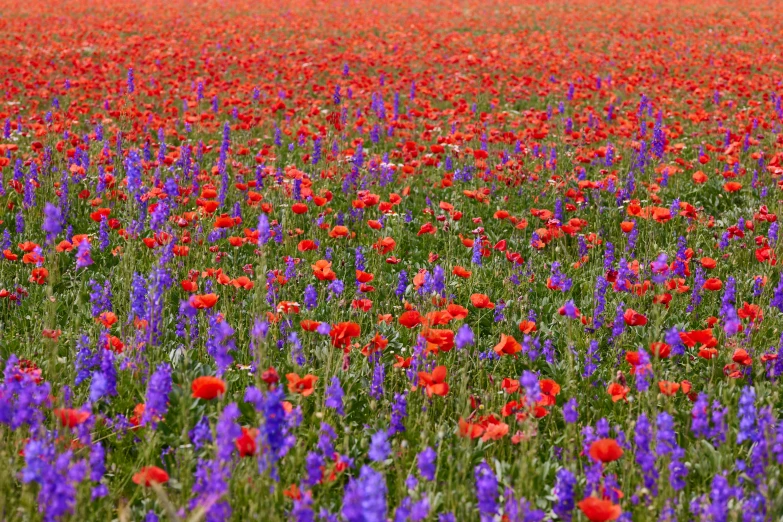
[2,0,783,519]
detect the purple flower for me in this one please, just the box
[520,370,541,403]
[548,262,572,292]
[474,461,498,521]
[583,340,599,377]
[22,440,87,521]
[455,324,474,349]
[691,393,710,438]
[417,447,436,481]
[561,300,579,319]
[389,393,407,435]
[305,451,324,486]
[369,430,390,462]
[707,474,732,522]
[206,315,236,376]
[190,416,212,450]
[633,414,659,495]
[657,412,687,490]
[318,422,337,456]
[304,285,318,310]
[325,377,345,416]
[610,302,626,340]
[563,398,578,424]
[76,240,93,268]
[737,386,757,444]
[42,202,63,244]
[370,360,385,400]
[142,363,172,426]
[771,277,783,313]
[710,399,728,446]
[471,239,482,266]
[289,332,305,366]
[258,214,270,244]
[552,468,576,521]
[293,491,315,522]
[342,465,387,522]
[245,386,288,480]
[327,279,344,300]
[216,403,242,462]
[650,253,669,283]
[396,270,408,299]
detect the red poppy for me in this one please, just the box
[399,310,422,328]
[190,293,219,309]
[494,334,521,356]
[578,497,622,522]
[518,320,537,334]
[623,308,647,326]
[329,322,361,351]
[607,383,629,402]
[261,367,280,387]
[732,348,752,366]
[96,311,118,328]
[312,260,336,281]
[458,417,485,439]
[589,438,624,463]
[452,266,472,278]
[446,304,468,320]
[286,373,318,396]
[298,239,318,252]
[658,381,681,395]
[702,278,722,291]
[372,237,396,254]
[300,320,321,332]
[53,408,90,428]
[191,376,227,400]
[235,427,258,457]
[418,365,449,397]
[328,225,350,238]
[649,342,671,358]
[133,466,170,487]
[700,257,717,269]
[470,293,495,309]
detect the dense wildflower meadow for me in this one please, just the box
[2,0,783,520]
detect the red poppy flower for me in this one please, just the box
[607,383,629,402]
[494,334,521,356]
[418,365,449,397]
[732,348,752,366]
[329,321,361,350]
[399,310,422,328]
[518,320,537,334]
[589,438,624,463]
[191,376,226,400]
[235,427,258,457]
[53,408,90,428]
[452,266,472,278]
[190,293,219,309]
[623,308,647,326]
[578,496,622,522]
[312,260,336,281]
[286,373,318,396]
[470,293,495,309]
[298,239,318,252]
[133,466,170,487]
[458,417,485,439]
[658,381,681,395]
[649,342,671,358]
[702,278,722,291]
